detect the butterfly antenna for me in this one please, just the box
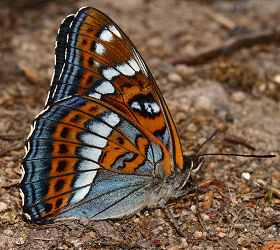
[195,128,275,159]
[195,128,220,154]
[197,153,275,158]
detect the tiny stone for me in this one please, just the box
[201,214,210,221]
[256,179,266,186]
[193,231,203,240]
[214,226,227,232]
[0,202,8,213]
[175,112,187,123]
[168,73,182,83]
[175,64,195,79]
[208,162,219,171]
[273,74,280,84]
[134,217,140,223]
[86,231,96,238]
[147,37,163,48]
[3,229,13,236]
[187,123,197,132]
[195,95,212,111]
[15,237,25,245]
[234,223,245,229]
[232,91,246,102]
[241,172,251,180]
[218,232,227,239]
[190,205,196,213]
[228,231,236,238]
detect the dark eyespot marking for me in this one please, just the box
[60,127,69,138]
[89,105,98,112]
[117,137,124,145]
[128,93,161,118]
[54,179,65,192]
[90,41,96,52]
[59,144,68,154]
[82,39,87,45]
[121,82,133,89]
[87,76,93,85]
[55,198,63,209]
[88,57,94,67]
[57,160,67,172]
[44,203,52,213]
[71,114,81,123]
[87,28,93,33]
[75,70,84,80]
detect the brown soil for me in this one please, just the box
[0,0,279,249]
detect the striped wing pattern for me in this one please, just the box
[20,7,184,222]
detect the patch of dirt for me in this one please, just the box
[0,0,279,248]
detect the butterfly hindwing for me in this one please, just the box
[21,95,171,221]
[46,7,183,169]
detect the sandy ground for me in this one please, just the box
[0,0,279,249]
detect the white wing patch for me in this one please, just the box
[95,43,106,55]
[99,29,113,42]
[80,133,108,148]
[116,63,135,76]
[102,68,120,80]
[79,147,102,162]
[88,92,101,99]
[108,24,121,38]
[95,81,115,94]
[128,58,140,72]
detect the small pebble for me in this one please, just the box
[241,172,251,180]
[19,64,42,85]
[187,123,197,132]
[234,223,245,229]
[147,37,163,48]
[256,179,266,186]
[207,162,219,171]
[232,91,246,102]
[15,237,25,245]
[168,73,182,83]
[195,95,212,111]
[273,74,280,84]
[214,226,227,232]
[217,232,227,239]
[0,202,8,213]
[193,231,203,240]
[134,217,140,223]
[228,231,236,238]
[201,214,210,221]
[190,205,196,213]
[175,64,195,78]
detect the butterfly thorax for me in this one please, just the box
[144,158,194,210]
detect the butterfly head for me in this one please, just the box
[169,155,204,197]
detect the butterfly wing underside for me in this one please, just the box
[21,95,171,221]
[47,7,183,169]
[20,7,184,222]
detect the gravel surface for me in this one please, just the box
[0,0,279,249]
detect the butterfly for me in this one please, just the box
[20,7,201,223]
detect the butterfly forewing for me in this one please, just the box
[46,7,183,168]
